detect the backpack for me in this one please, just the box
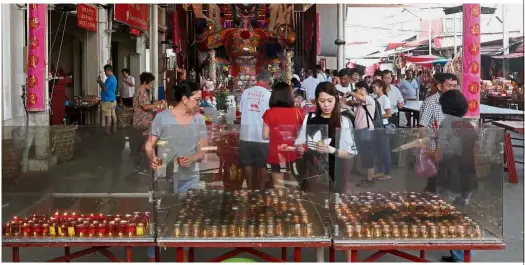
[362,98,384,129]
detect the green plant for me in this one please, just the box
[214,89,229,112]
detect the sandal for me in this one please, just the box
[356,179,375,187]
[375,175,392,180]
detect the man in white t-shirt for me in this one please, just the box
[301,70,319,101]
[120,68,135,107]
[239,71,272,190]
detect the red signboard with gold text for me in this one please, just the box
[462,4,481,118]
[114,4,149,31]
[27,4,46,111]
[77,4,97,31]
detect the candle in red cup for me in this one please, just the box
[71,212,78,219]
[42,224,50,237]
[108,221,116,237]
[76,224,85,237]
[87,224,96,237]
[127,223,136,237]
[98,213,105,221]
[32,223,43,237]
[22,223,31,237]
[62,212,69,220]
[98,223,107,237]
[118,221,127,237]
[3,223,10,236]
[89,213,95,221]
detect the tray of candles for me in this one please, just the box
[156,189,331,243]
[3,211,154,243]
[331,192,502,245]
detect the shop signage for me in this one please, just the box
[462,4,481,118]
[114,4,149,31]
[27,4,46,111]
[77,4,97,31]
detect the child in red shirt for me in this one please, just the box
[262,82,305,189]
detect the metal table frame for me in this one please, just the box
[331,237,505,262]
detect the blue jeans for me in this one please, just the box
[374,130,391,175]
[451,250,475,261]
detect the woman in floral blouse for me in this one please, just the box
[133,72,164,173]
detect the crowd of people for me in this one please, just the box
[101,63,477,262]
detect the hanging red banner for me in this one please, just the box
[77,4,97,31]
[316,13,321,55]
[462,4,481,117]
[114,4,149,31]
[27,4,46,111]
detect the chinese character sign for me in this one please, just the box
[462,4,481,117]
[77,4,97,31]
[27,4,46,111]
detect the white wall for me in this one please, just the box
[2,4,27,125]
[317,4,337,57]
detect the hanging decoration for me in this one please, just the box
[27,3,46,111]
[462,4,481,117]
[284,49,294,84]
[209,49,217,86]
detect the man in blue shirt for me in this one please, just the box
[97,64,117,134]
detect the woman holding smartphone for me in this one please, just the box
[295,82,357,192]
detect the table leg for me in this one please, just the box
[188,247,194,262]
[12,247,20,262]
[329,246,335,262]
[65,247,71,262]
[176,248,184,262]
[504,132,519,183]
[316,248,324,262]
[419,250,425,259]
[125,246,132,262]
[281,247,287,261]
[464,250,471,262]
[351,250,358,262]
[155,246,160,262]
[294,247,301,262]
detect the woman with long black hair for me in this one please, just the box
[294,82,357,192]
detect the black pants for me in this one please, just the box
[388,113,399,128]
[122,97,133,107]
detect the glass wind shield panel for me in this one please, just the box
[2,196,154,243]
[333,126,504,244]
[153,124,330,242]
[2,126,155,243]
[2,126,154,195]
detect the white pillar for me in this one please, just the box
[2,5,14,122]
[502,4,509,78]
[150,4,159,100]
[336,4,345,70]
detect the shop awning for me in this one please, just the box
[404,55,446,63]
[412,58,450,64]
[491,53,524,59]
[385,42,405,51]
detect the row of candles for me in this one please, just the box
[3,212,151,238]
[334,192,484,239]
[170,189,317,238]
